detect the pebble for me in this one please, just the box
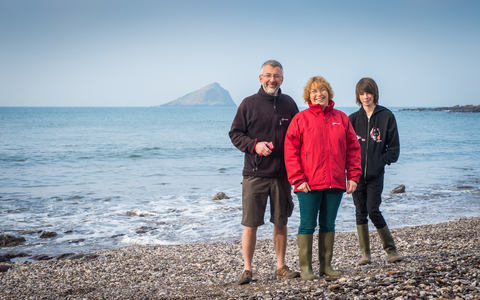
[1,217,480,299]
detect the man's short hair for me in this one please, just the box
[355,77,379,106]
[260,60,283,75]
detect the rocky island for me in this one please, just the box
[160,82,236,107]
[401,104,480,112]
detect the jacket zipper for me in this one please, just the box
[274,96,278,143]
[324,111,332,188]
[364,116,370,178]
[274,97,279,173]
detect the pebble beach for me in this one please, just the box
[1,216,479,300]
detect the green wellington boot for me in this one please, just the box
[318,232,342,277]
[297,234,317,280]
[377,226,403,263]
[356,224,372,265]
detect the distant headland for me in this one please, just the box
[159,82,236,107]
[401,104,480,113]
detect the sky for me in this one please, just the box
[1,0,479,108]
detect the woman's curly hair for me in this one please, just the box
[303,76,334,104]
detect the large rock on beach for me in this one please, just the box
[160,82,236,107]
[0,252,30,262]
[390,184,406,194]
[31,254,53,261]
[15,252,30,258]
[0,233,26,247]
[39,230,57,238]
[54,253,76,260]
[0,265,12,273]
[0,253,15,262]
[212,191,229,200]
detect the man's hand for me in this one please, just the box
[346,180,357,194]
[297,182,311,193]
[255,141,273,156]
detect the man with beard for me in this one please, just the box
[229,60,300,285]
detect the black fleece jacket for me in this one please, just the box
[229,86,299,177]
[349,105,400,180]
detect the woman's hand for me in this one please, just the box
[297,182,311,193]
[346,180,357,194]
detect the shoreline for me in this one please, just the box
[2,216,480,299]
[4,185,480,258]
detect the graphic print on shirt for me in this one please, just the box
[370,127,382,142]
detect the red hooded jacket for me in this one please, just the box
[284,100,362,192]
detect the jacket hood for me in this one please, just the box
[359,104,387,117]
[358,105,388,130]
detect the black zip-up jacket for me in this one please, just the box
[349,105,400,180]
[229,86,299,177]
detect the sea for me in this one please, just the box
[1,106,479,258]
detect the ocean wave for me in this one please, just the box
[0,157,27,162]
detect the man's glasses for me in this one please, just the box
[261,74,283,80]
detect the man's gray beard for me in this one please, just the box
[263,85,279,96]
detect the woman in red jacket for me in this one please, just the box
[285,76,361,279]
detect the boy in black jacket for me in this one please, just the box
[349,78,403,265]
